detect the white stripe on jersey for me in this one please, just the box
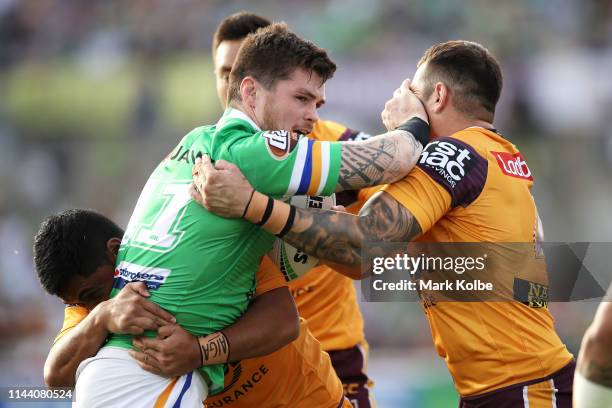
[522,385,529,408]
[287,137,310,195]
[315,141,331,195]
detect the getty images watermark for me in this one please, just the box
[361,242,611,303]
[371,252,492,292]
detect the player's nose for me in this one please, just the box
[305,105,319,124]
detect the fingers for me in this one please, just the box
[157,324,177,340]
[401,78,412,91]
[189,183,203,203]
[214,159,238,172]
[331,205,347,212]
[133,335,163,352]
[129,349,163,376]
[141,300,176,325]
[125,317,158,333]
[125,281,150,298]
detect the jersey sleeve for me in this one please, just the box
[53,305,89,345]
[226,130,342,198]
[311,120,372,142]
[382,136,488,233]
[255,256,288,296]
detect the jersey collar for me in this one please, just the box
[217,108,261,132]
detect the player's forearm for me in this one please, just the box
[200,287,299,365]
[244,195,364,278]
[577,300,612,387]
[44,305,108,387]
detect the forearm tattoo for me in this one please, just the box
[283,192,422,268]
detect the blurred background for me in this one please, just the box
[0,0,611,407]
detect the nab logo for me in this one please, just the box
[491,151,533,180]
[419,140,472,188]
[262,130,297,160]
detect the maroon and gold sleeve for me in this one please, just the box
[383,137,488,233]
[53,305,89,344]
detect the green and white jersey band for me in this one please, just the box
[104,108,342,392]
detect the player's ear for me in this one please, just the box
[431,82,450,114]
[106,237,122,263]
[240,77,258,109]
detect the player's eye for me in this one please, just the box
[295,95,308,103]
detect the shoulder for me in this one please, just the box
[310,119,370,142]
[417,133,489,207]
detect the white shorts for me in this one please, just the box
[74,346,208,408]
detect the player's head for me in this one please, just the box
[212,12,271,108]
[411,40,503,137]
[33,209,124,310]
[227,23,336,135]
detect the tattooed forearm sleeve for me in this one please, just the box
[336,130,422,192]
[281,191,422,274]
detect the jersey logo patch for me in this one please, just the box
[491,151,533,181]
[262,130,299,160]
[113,261,170,291]
[418,137,488,207]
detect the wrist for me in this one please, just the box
[395,116,430,147]
[244,191,268,223]
[90,301,111,333]
[197,331,230,366]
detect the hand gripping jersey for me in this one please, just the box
[54,257,345,408]
[287,120,369,351]
[105,108,342,392]
[382,127,573,397]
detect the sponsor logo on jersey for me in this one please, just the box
[417,137,488,208]
[491,151,533,180]
[513,278,549,308]
[205,362,270,406]
[113,261,170,291]
[419,139,475,188]
[262,130,299,160]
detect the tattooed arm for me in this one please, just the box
[577,291,612,387]
[574,290,612,407]
[335,129,422,191]
[273,191,421,279]
[191,177,421,279]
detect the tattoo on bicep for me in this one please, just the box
[583,360,612,387]
[338,139,401,190]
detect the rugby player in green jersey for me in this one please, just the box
[67,23,428,407]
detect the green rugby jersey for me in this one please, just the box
[104,108,342,392]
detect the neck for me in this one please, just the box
[229,100,263,129]
[432,112,494,138]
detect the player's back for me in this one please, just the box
[384,127,573,396]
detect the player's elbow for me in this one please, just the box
[277,303,300,345]
[281,315,300,344]
[44,364,75,388]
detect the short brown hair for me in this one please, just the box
[418,40,503,120]
[227,23,336,103]
[212,12,271,56]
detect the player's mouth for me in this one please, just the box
[293,127,311,135]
